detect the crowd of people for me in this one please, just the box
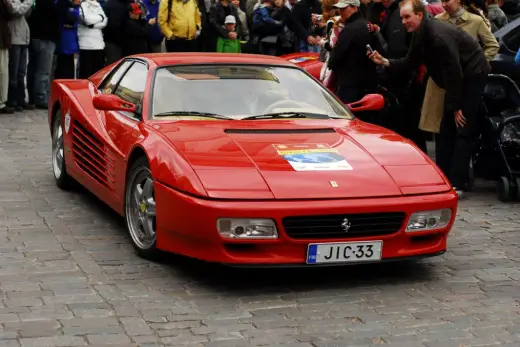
[318,0,517,199]
[0,0,519,198]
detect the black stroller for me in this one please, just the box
[469,74,520,202]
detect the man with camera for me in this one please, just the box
[367,0,489,197]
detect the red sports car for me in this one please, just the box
[48,53,457,266]
[281,52,323,81]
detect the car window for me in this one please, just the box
[114,62,148,106]
[151,65,351,120]
[99,61,133,93]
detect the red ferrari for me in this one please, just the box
[48,53,458,267]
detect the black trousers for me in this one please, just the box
[104,42,122,65]
[389,83,428,153]
[165,39,198,52]
[435,74,487,189]
[79,50,105,79]
[54,54,75,79]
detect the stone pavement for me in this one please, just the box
[0,110,519,347]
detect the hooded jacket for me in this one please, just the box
[142,0,163,44]
[78,0,107,50]
[8,0,33,45]
[157,0,201,40]
[57,0,80,54]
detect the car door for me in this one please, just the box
[99,60,149,200]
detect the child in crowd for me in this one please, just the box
[216,15,241,53]
[252,0,282,31]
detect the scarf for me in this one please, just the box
[449,7,464,24]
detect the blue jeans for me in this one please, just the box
[27,39,56,105]
[299,40,320,53]
[7,45,28,107]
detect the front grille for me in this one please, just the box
[282,212,406,240]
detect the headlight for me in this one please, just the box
[217,219,278,239]
[406,209,452,232]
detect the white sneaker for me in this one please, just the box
[454,188,465,199]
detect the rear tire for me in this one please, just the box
[51,110,73,190]
[497,176,511,202]
[515,177,520,201]
[124,157,159,260]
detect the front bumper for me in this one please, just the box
[154,182,458,265]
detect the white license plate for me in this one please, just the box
[306,241,383,264]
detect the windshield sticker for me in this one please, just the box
[273,144,353,171]
[289,56,318,63]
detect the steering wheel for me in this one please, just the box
[263,99,305,114]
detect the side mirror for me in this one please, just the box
[347,94,385,112]
[93,94,137,113]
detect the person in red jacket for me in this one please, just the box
[425,0,444,15]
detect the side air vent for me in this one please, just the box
[224,128,336,134]
[71,120,116,190]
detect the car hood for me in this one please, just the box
[153,119,450,199]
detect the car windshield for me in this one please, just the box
[150,65,352,120]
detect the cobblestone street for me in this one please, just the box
[0,109,519,347]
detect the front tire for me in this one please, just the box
[124,157,159,259]
[51,110,73,190]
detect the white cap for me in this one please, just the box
[333,0,360,8]
[225,15,236,24]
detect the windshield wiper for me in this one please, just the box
[242,112,332,120]
[153,111,233,120]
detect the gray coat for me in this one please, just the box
[8,0,32,45]
[488,4,508,32]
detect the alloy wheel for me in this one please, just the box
[125,166,157,250]
[52,117,64,179]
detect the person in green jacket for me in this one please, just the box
[216,15,241,53]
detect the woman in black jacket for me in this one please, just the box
[271,0,311,55]
[291,0,321,51]
[121,2,154,56]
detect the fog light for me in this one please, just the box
[406,209,452,232]
[217,219,278,239]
